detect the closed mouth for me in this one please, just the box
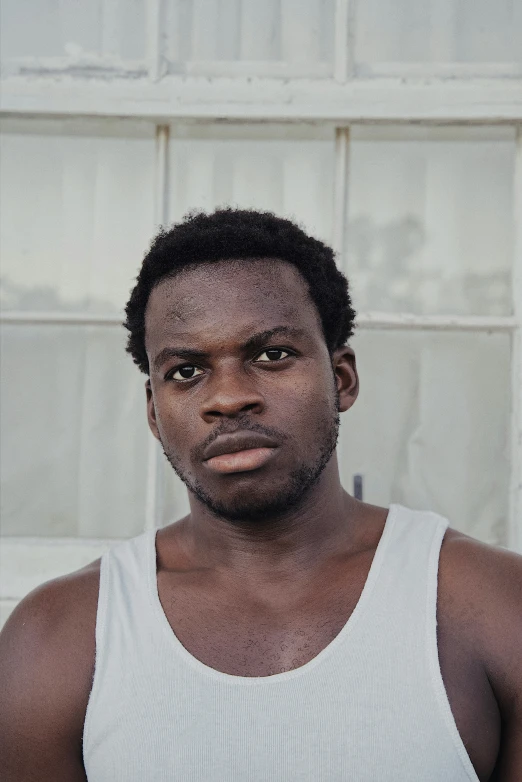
[203,446,278,474]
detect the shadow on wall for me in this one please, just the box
[347,215,510,314]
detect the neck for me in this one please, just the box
[178,455,363,589]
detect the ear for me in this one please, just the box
[145,379,161,441]
[331,346,359,413]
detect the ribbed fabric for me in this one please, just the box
[82,504,479,781]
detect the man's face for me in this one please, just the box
[145,259,357,525]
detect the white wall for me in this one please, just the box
[1,0,521,625]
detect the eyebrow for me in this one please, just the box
[152,326,307,374]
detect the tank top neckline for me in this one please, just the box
[146,504,398,685]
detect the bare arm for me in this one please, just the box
[448,535,522,781]
[485,546,522,781]
[0,566,99,781]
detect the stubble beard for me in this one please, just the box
[160,389,341,527]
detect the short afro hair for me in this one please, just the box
[123,207,356,375]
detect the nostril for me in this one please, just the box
[201,387,265,421]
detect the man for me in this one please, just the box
[0,208,520,781]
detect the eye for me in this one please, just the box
[168,365,204,381]
[255,348,292,362]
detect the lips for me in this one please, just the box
[202,432,280,474]
[202,432,279,461]
[205,447,277,474]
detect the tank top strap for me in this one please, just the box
[383,503,449,576]
[354,503,450,654]
[83,529,158,757]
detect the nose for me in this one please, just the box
[200,365,265,421]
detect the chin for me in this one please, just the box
[201,495,302,525]
[193,467,325,524]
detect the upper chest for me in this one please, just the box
[155,536,500,782]
[158,558,364,677]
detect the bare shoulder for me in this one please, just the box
[438,527,522,778]
[438,527,522,666]
[0,558,102,780]
[0,556,102,704]
[438,527,522,650]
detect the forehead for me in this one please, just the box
[144,259,323,349]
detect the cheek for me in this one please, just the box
[153,395,195,444]
[276,371,335,423]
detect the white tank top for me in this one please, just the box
[82,504,479,781]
